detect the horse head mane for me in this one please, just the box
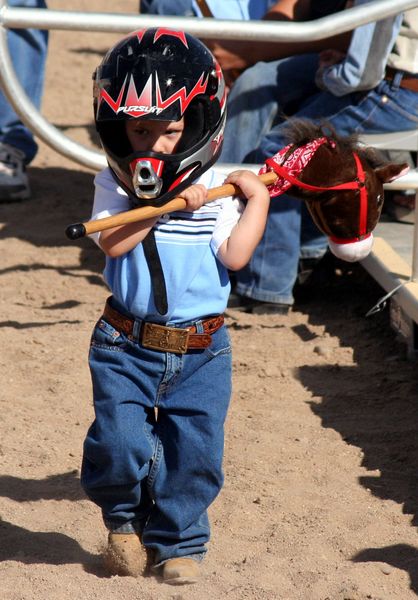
[281,118,385,169]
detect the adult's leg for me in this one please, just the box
[220,53,320,164]
[313,80,418,135]
[0,0,48,163]
[224,55,328,307]
[235,77,418,307]
[139,0,194,15]
[260,80,418,158]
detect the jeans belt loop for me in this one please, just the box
[391,69,404,91]
[194,319,204,334]
[132,318,142,340]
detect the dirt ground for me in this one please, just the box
[1,2,418,599]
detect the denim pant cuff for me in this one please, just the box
[299,247,328,260]
[104,519,143,534]
[235,284,294,305]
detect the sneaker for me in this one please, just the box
[0,143,31,201]
[228,293,290,315]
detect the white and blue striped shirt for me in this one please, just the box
[91,167,243,323]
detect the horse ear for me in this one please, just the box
[374,162,410,183]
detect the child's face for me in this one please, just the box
[126,118,185,154]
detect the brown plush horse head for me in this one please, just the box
[262,119,409,259]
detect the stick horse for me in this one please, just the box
[66,119,409,262]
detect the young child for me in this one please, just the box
[80,27,270,585]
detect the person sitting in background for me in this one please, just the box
[0,0,48,202]
[139,0,347,87]
[139,1,415,313]
[202,0,349,87]
[220,1,417,314]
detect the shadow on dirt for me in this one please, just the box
[0,166,96,246]
[0,471,85,502]
[0,472,107,572]
[294,257,418,593]
[0,166,106,288]
[353,544,418,594]
[0,519,102,572]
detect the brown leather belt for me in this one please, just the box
[385,67,418,93]
[102,300,224,353]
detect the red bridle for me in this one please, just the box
[262,138,370,244]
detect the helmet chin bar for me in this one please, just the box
[133,159,163,199]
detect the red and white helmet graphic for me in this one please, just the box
[94,27,226,206]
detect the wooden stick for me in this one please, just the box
[65,171,278,240]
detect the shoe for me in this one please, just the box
[103,532,150,577]
[0,143,30,201]
[250,301,290,315]
[227,292,253,311]
[297,256,325,285]
[384,191,415,224]
[228,293,290,315]
[162,557,200,585]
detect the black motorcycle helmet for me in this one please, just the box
[93,28,226,206]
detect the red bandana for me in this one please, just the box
[258,137,329,197]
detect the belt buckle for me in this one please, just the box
[142,322,189,353]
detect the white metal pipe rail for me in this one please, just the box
[2,0,418,38]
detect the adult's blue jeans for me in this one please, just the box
[221,54,327,304]
[222,55,418,305]
[0,0,48,164]
[221,54,321,164]
[81,298,232,565]
[139,0,194,15]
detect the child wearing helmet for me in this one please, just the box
[80,28,270,585]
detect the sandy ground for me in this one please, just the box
[1,2,418,599]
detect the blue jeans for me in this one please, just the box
[221,54,321,164]
[222,55,418,304]
[139,0,194,15]
[81,298,232,565]
[0,0,48,163]
[221,54,327,304]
